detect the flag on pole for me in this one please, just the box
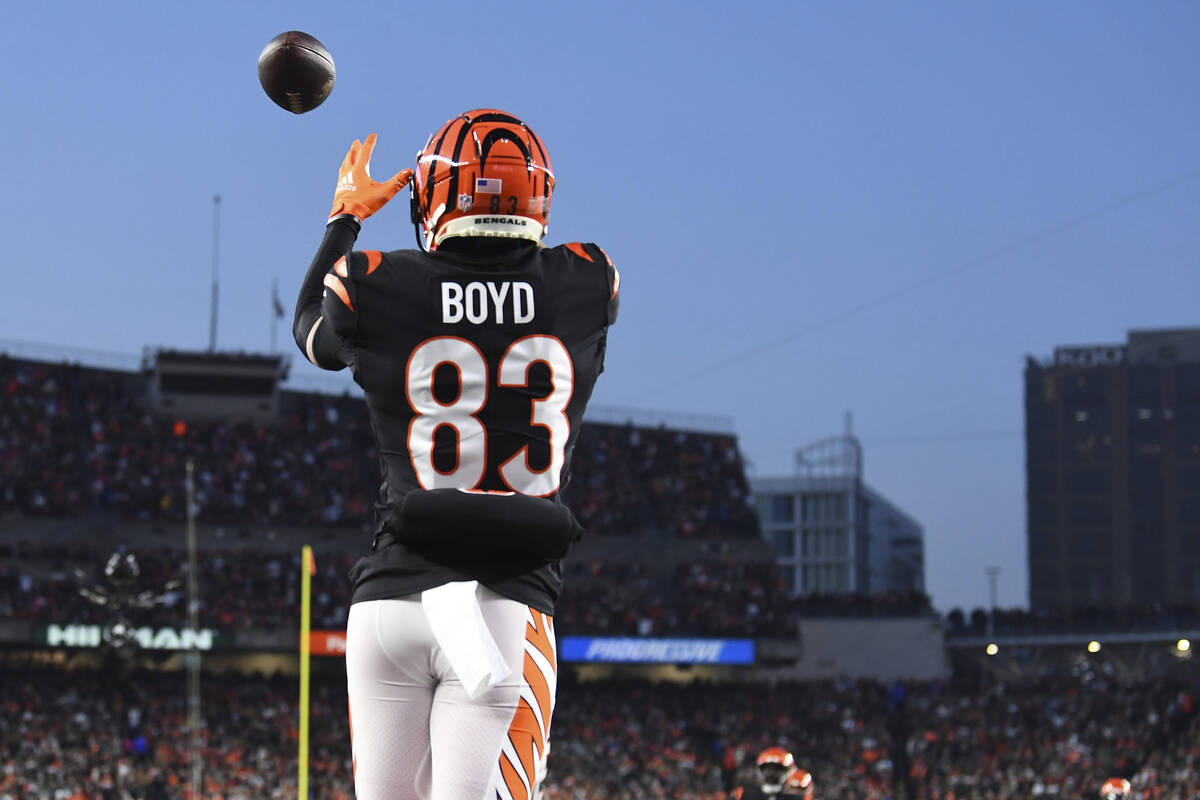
[272,278,285,319]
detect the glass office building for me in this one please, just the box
[752,435,924,596]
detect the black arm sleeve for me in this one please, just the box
[398,490,586,561]
[292,217,361,370]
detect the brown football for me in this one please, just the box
[257,31,336,114]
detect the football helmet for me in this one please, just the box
[784,768,814,799]
[756,747,796,795]
[1100,778,1130,799]
[411,108,554,250]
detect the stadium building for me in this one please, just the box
[5,344,1198,798]
[751,434,925,597]
[1025,328,1200,610]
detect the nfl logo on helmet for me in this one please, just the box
[457,194,473,212]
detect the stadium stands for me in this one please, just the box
[2,667,1196,800]
[0,355,757,538]
[1,542,802,637]
[5,353,1200,799]
[0,353,779,637]
[0,536,937,638]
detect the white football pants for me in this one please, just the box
[345,589,557,800]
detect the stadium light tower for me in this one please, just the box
[208,195,221,352]
[985,566,1001,637]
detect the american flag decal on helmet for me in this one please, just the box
[475,177,502,194]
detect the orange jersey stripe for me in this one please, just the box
[364,250,383,274]
[564,242,592,262]
[333,255,349,278]
[323,273,353,311]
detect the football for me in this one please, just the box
[257,31,336,114]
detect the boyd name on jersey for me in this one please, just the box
[441,280,536,325]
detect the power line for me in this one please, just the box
[641,168,1200,398]
[861,429,1022,448]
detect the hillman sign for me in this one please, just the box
[39,624,219,651]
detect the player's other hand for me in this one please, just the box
[329,133,414,223]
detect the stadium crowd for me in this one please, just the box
[1,542,805,637]
[0,358,83,517]
[1,356,758,539]
[9,356,1199,799]
[1,666,1197,800]
[1,537,936,639]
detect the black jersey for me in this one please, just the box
[294,222,618,613]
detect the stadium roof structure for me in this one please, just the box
[793,434,862,480]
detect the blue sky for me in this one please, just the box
[1,1,1197,612]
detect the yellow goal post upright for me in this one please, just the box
[298,545,315,800]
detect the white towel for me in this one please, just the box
[421,581,512,699]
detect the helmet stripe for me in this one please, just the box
[423,115,465,215]
[445,112,527,213]
[478,128,532,171]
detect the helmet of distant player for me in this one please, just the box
[411,108,554,250]
[784,767,814,799]
[1100,778,1130,799]
[756,747,797,795]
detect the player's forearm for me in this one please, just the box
[293,217,360,369]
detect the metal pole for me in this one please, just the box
[298,546,314,800]
[209,195,221,352]
[271,277,279,354]
[186,457,203,799]
[985,566,1001,638]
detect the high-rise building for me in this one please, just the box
[752,435,924,596]
[1025,328,1200,609]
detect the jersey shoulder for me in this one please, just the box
[321,248,427,338]
[552,241,615,269]
[341,248,430,280]
[548,242,620,323]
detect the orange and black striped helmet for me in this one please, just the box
[1100,778,1131,799]
[756,747,796,793]
[411,109,554,250]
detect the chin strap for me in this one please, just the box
[409,184,429,252]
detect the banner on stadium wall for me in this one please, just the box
[558,636,755,665]
[36,624,223,651]
[309,630,347,656]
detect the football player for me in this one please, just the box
[783,766,815,799]
[1100,777,1131,799]
[292,110,619,800]
[732,747,812,799]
